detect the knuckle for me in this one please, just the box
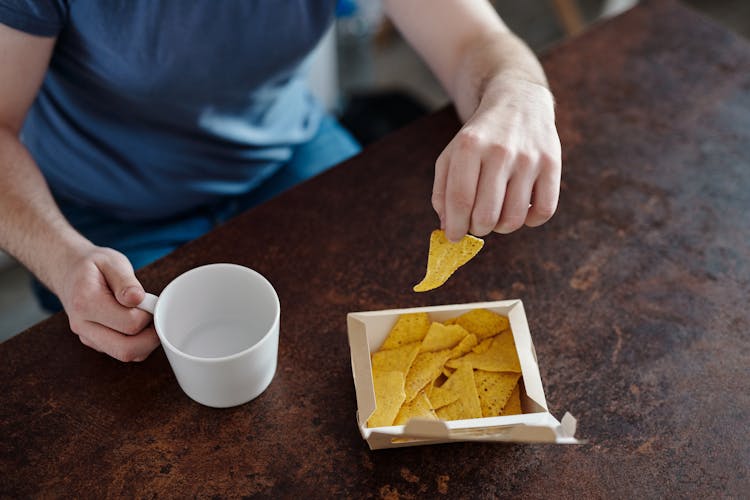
[68,316,84,335]
[431,194,444,213]
[500,215,526,232]
[449,192,474,212]
[68,293,89,316]
[120,323,140,337]
[435,149,449,167]
[540,151,561,171]
[472,209,497,231]
[112,345,138,363]
[121,313,146,336]
[515,151,533,169]
[456,130,482,150]
[534,203,557,220]
[486,142,508,159]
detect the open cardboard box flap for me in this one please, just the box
[347,300,580,449]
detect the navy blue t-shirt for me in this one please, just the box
[0,1,336,219]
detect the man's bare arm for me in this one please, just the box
[0,24,158,361]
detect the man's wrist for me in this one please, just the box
[479,72,555,109]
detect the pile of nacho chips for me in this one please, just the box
[367,308,523,428]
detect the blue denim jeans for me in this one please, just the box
[33,114,360,311]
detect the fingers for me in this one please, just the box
[66,255,152,335]
[76,321,160,362]
[443,132,482,242]
[97,252,145,308]
[431,77,562,240]
[438,149,559,238]
[525,155,561,227]
[72,291,153,336]
[431,149,449,230]
[61,247,158,362]
[495,163,534,234]
[469,152,508,237]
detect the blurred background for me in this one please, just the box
[1,0,749,341]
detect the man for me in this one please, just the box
[0,0,561,361]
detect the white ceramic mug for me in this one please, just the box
[137,263,280,408]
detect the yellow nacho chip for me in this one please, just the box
[413,230,484,292]
[448,333,478,359]
[393,390,438,425]
[474,371,521,417]
[368,308,525,428]
[371,342,420,376]
[420,322,469,352]
[451,308,510,341]
[432,365,482,421]
[380,312,431,350]
[404,349,452,403]
[428,364,471,409]
[367,371,406,427]
[500,382,523,416]
[472,338,494,354]
[445,330,521,372]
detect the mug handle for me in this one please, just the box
[137,293,159,314]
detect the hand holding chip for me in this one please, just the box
[432,77,562,242]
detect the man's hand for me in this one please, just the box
[432,77,561,241]
[55,246,159,362]
[384,0,562,241]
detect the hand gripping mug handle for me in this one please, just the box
[137,293,159,315]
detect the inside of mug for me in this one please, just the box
[155,265,279,359]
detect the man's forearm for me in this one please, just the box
[450,30,549,122]
[0,127,92,292]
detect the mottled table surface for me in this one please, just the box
[2,0,749,497]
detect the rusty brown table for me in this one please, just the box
[2,0,749,497]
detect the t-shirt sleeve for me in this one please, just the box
[0,0,68,37]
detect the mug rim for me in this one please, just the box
[153,263,280,363]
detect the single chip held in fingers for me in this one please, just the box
[413,230,484,292]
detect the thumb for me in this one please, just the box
[97,252,145,307]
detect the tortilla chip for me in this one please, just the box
[472,338,494,354]
[433,365,482,420]
[445,330,521,372]
[393,390,438,425]
[367,371,406,427]
[404,349,452,402]
[474,371,521,417]
[371,342,420,376]
[451,308,510,341]
[500,382,523,416]
[380,312,432,350]
[413,230,484,292]
[420,322,469,352]
[428,364,473,409]
[448,333,478,359]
